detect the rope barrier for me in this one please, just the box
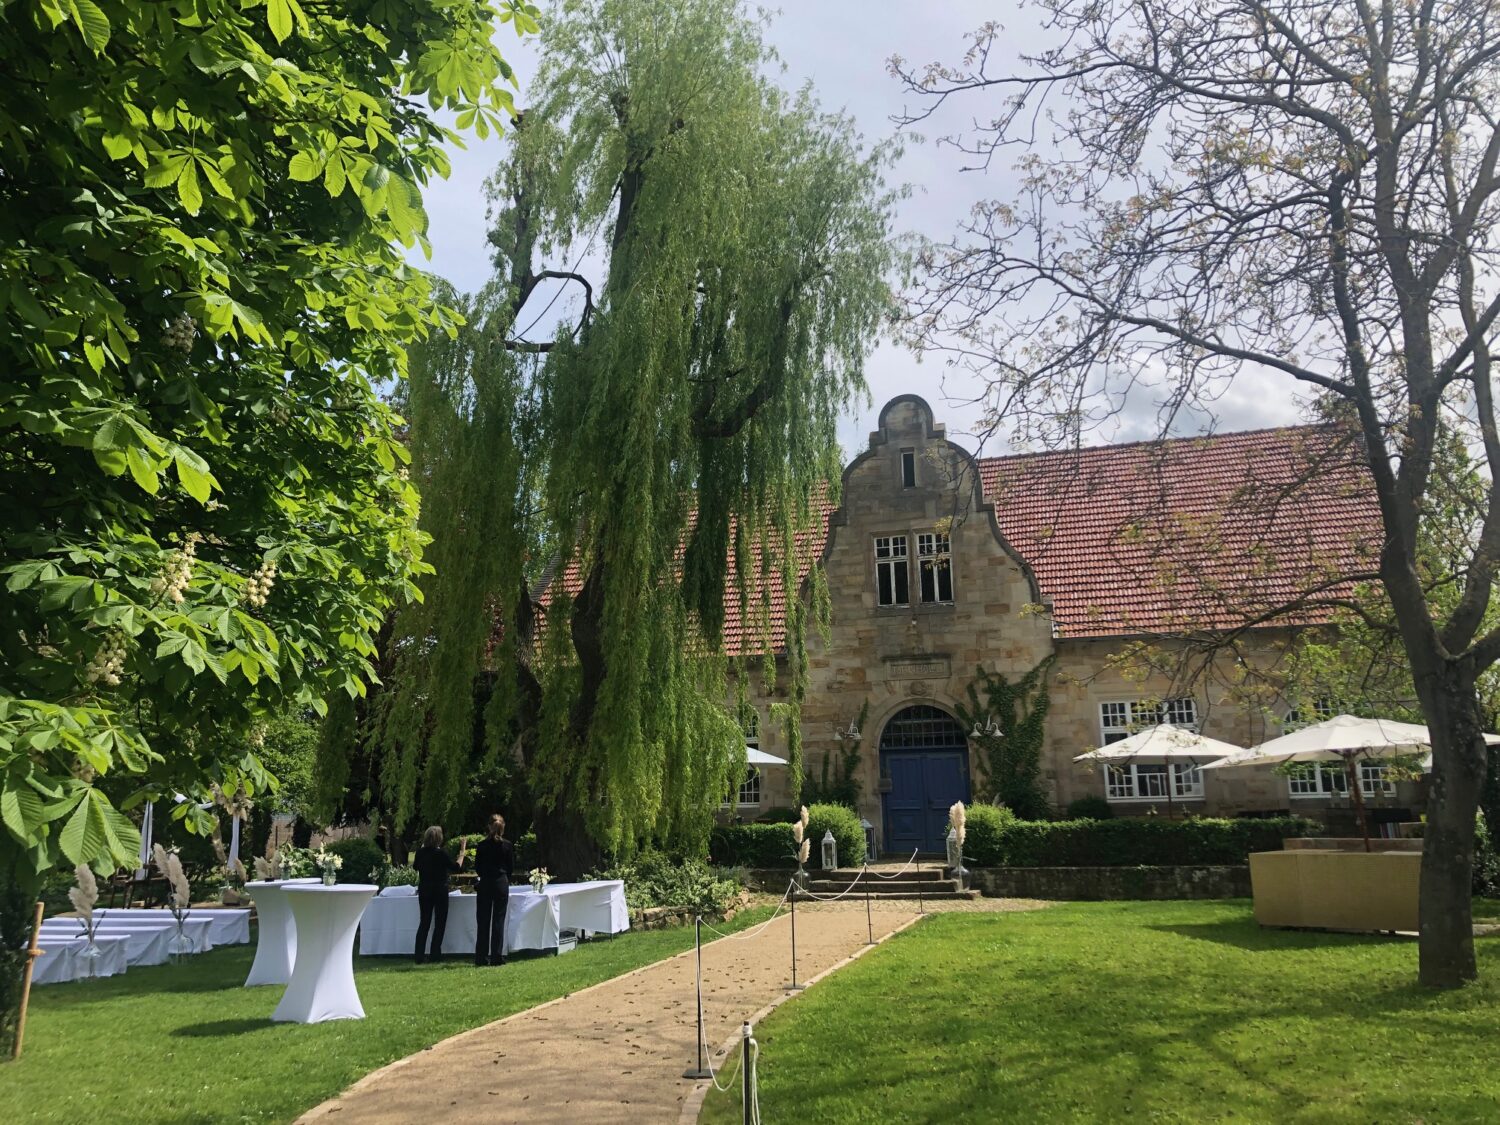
[699,881,793,941]
[863,848,921,879]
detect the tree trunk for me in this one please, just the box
[1416,666,1487,988]
[1343,753,1372,851]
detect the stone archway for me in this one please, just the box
[879,704,970,854]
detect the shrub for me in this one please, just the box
[586,850,742,916]
[960,816,1322,867]
[806,803,866,867]
[710,822,796,868]
[958,804,1019,863]
[1065,795,1116,821]
[326,836,387,884]
[1475,813,1500,897]
[384,864,418,888]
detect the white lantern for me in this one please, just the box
[860,818,876,863]
[821,829,838,871]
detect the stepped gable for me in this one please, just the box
[977,424,1381,638]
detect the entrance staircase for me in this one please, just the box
[792,863,977,902]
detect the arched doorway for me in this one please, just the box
[879,705,971,855]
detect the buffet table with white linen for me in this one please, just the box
[32,934,131,985]
[97,906,251,946]
[272,884,377,1024]
[357,880,627,957]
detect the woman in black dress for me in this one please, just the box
[413,826,467,963]
[473,813,514,966]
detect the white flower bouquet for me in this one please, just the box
[314,846,343,885]
[528,867,551,894]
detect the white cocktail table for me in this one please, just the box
[271,884,377,1023]
[244,878,320,987]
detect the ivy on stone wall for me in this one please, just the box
[956,659,1055,819]
[800,699,868,806]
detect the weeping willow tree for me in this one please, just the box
[333,0,898,874]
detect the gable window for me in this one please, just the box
[1287,761,1395,799]
[1099,699,1200,745]
[875,535,910,606]
[1105,762,1205,801]
[900,448,917,488]
[917,532,954,603]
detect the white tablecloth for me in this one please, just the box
[357,888,558,957]
[273,884,376,1023]
[98,907,251,946]
[544,881,629,935]
[40,916,213,964]
[244,879,320,987]
[32,934,131,985]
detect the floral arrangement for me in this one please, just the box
[68,864,105,966]
[384,864,419,888]
[314,845,343,884]
[528,867,551,894]
[276,842,316,879]
[949,801,967,851]
[252,853,282,881]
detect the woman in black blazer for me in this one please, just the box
[473,813,515,966]
[413,826,466,962]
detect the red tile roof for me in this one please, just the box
[545,424,1381,652]
[978,424,1380,638]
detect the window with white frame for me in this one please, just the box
[1283,697,1336,731]
[874,535,910,607]
[1105,762,1205,801]
[723,714,763,808]
[1098,699,1200,744]
[917,532,954,603]
[1286,760,1394,798]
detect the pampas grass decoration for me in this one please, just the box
[949,802,967,849]
[231,858,248,884]
[798,839,810,865]
[68,863,97,924]
[153,843,191,910]
[253,856,272,881]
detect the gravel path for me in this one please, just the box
[298,906,924,1124]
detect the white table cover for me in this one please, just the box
[243,879,320,987]
[357,889,558,957]
[41,916,213,963]
[98,907,251,946]
[33,934,131,985]
[273,884,376,1023]
[544,881,629,935]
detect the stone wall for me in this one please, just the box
[971,864,1251,901]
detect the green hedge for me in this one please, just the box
[710,822,796,868]
[807,803,866,867]
[711,805,866,868]
[961,816,1322,867]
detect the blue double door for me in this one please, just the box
[882,749,970,855]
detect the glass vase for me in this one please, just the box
[321,870,337,886]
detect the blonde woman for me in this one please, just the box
[413,825,466,963]
[473,813,515,966]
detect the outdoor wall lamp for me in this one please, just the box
[837,720,861,741]
[970,716,1002,738]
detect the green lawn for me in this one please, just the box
[703,901,1500,1124]
[1,908,770,1123]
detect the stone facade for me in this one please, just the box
[728,396,1413,853]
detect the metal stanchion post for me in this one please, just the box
[741,1021,753,1125]
[863,862,874,945]
[917,858,925,914]
[683,914,712,1079]
[782,880,805,990]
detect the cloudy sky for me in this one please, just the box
[414,3,1304,460]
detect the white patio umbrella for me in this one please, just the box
[1074,724,1242,814]
[1201,714,1500,849]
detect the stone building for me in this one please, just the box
[728,395,1401,854]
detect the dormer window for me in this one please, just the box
[874,535,910,606]
[900,448,916,488]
